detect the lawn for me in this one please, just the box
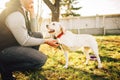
[1,35,120,80]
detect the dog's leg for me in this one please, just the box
[93,50,102,68]
[91,43,102,68]
[83,47,90,65]
[59,44,69,69]
[63,51,69,68]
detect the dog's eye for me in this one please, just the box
[46,25,49,28]
[52,23,55,25]
[46,25,48,27]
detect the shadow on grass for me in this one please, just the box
[100,56,120,62]
[68,67,109,80]
[41,66,110,80]
[29,72,47,80]
[22,69,48,80]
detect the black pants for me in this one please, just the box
[0,32,47,80]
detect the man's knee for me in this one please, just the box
[35,53,47,67]
[31,55,47,71]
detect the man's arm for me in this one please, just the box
[5,11,59,48]
[5,11,45,46]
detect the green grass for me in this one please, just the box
[1,35,120,80]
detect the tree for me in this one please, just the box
[43,0,60,22]
[61,0,81,17]
[43,0,81,21]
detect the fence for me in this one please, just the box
[40,14,120,36]
[60,14,120,35]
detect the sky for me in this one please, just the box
[79,0,120,16]
[0,0,120,18]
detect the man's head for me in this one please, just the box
[5,0,34,11]
[20,0,34,11]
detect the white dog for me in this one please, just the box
[46,22,102,69]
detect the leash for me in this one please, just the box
[56,38,66,54]
[52,33,66,55]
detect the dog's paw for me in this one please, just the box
[98,65,103,69]
[63,65,68,69]
[84,62,88,65]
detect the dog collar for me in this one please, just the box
[56,31,64,38]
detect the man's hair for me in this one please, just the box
[0,0,22,26]
[5,0,21,8]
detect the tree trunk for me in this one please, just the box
[43,0,60,22]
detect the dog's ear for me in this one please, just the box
[60,25,66,33]
[46,24,50,30]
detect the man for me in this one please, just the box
[0,0,59,80]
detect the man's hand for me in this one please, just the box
[28,6,35,18]
[45,39,59,48]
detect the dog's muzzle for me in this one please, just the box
[48,29,55,33]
